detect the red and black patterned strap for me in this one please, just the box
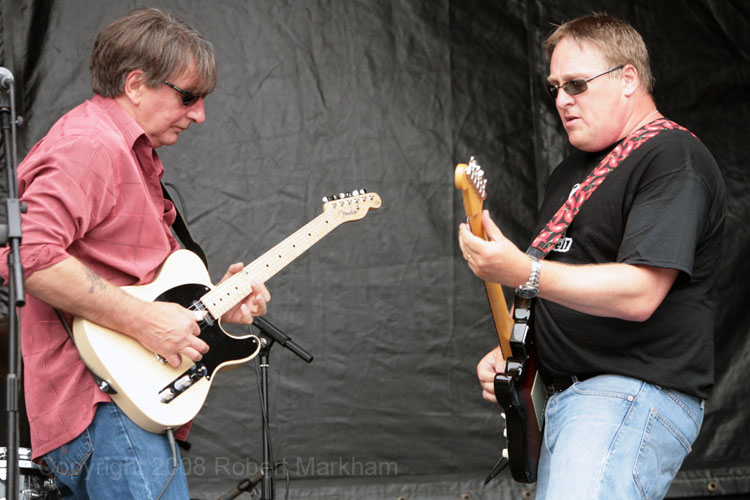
[528,118,690,259]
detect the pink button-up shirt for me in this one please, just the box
[0,95,185,458]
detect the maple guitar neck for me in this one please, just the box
[455,158,513,358]
[202,191,381,319]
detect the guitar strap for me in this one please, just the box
[162,181,209,267]
[526,118,688,260]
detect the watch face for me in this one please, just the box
[516,286,538,299]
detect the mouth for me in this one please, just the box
[563,115,580,128]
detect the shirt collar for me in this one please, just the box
[91,94,153,150]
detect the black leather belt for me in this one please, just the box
[548,373,599,393]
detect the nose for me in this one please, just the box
[186,98,206,124]
[555,88,575,107]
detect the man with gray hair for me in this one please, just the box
[0,8,270,498]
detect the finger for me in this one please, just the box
[251,282,271,303]
[188,335,210,354]
[181,345,204,362]
[247,300,265,318]
[482,389,498,404]
[459,225,482,255]
[235,303,255,323]
[241,303,254,320]
[165,353,182,368]
[458,223,470,248]
[220,262,245,282]
[458,226,472,259]
[193,309,207,322]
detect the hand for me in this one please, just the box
[458,210,528,286]
[137,301,210,368]
[477,345,505,403]
[217,262,271,324]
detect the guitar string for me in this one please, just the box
[198,199,368,317]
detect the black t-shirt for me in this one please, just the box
[532,127,726,399]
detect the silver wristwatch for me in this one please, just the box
[515,256,541,299]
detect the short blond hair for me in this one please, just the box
[545,13,654,94]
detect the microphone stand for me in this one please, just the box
[0,68,24,500]
[252,317,312,500]
[215,470,263,500]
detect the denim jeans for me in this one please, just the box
[44,402,189,500]
[534,375,704,500]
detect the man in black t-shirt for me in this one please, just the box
[458,14,726,500]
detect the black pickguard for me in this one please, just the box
[154,283,259,378]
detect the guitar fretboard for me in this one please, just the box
[200,194,377,319]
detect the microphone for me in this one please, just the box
[215,471,263,500]
[0,67,14,89]
[253,316,313,363]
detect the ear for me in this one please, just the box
[122,69,147,105]
[621,64,640,97]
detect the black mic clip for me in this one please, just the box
[215,471,263,500]
[253,316,313,363]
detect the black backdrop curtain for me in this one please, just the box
[1,1,748,498]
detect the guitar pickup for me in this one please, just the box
[158,364,207,403]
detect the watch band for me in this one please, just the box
[515,256,541,298]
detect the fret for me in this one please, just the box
[200,192,381,319]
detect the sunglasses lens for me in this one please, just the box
[183,94,200,106]
[546,84,558,99]
[563,79,588,96]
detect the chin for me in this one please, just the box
[566,132,600,152]
[157,135,180,148]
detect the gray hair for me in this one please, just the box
[90,7,217,97]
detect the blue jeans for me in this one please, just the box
[44,403,189,500]
[535,375,704,500]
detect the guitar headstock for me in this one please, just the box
[454,157,487,235]
[322,189,382,222]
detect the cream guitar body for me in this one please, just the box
[73,191,382,433]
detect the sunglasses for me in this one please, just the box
[164,80,202,106]
[546,64,624,99]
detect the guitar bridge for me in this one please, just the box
[158,364,208,403]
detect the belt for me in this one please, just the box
[547,373,599,393]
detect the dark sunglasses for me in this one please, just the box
[546,64,624,99]
[164,80,202,106]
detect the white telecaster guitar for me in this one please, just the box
[72,190,381,433]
